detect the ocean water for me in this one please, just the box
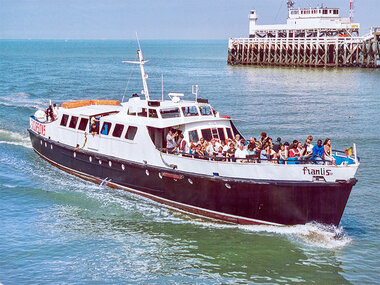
[0,40,379,284]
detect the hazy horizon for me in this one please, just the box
[1,0,379,40]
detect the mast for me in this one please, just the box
[349,0,354,23]
[122,49,150,101]
[137,49,150,100]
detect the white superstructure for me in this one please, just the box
[249,1,360,38]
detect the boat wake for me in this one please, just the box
[0,129,32,149]
[182,217,351,249]
[0,92,47,110]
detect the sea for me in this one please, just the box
[0,40,379,284]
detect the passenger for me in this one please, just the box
[226,143,236,162]
[278,144,288,164]
[195,144,205,157]
[198,137,205,147]
[302,139,314,160]
[189,143,196,155]
[260,145,271,163]
[90,123,97,136]
[235,144,248,162]
[166,129,178,152]
[273,137,282,153]
[288,143,301,164]
[90,117,100,135]
[174,134,187,154]
[215,146,225,161]
[323,138,336,165]
[52,104,58,120]
[259,132,269,148]
[46,105,53,122]
[206,139,217,156]
[312,139,324,164]
[234,134,241,147]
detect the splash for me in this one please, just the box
[0,129,32,149]
[0,92,48,110]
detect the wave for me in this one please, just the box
[0,129,32,149]
[0,93,48,110]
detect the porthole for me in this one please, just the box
[109,161,112,167]
[225,183,231,189]
[89,156,92,162]
[44,142,47,147]
[145,169,149,176]
[121,164,125,171]
[40,140,42,145]
[99,160,102,165]
[73,152,76,158]
[188,178,193,184]
[50,144,53,150]
[159,173,163,179]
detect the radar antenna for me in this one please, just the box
[287,0,295,9]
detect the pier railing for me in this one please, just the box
[228,29,380,68]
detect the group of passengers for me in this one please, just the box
[167,130,336,165]
[45,104,58,122]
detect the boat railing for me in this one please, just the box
[160,148,358,166]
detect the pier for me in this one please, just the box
[228,29,380,68]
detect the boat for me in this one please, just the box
[28,48,360,226]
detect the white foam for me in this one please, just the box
[0,129,32,149]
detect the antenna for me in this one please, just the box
[161,74,164,101]
[349,0,354,23]
[192,85,199,102]
[287,0,295,9]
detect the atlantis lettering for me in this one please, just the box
[303,167,332,176]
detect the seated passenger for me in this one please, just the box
[260,145,271,163]
[215,146,225,161]
[312,139,324,164]
[278,144,288,164]
[323,138,336,165]
[189,143,196,155]
[302,139,313,160]
[226,143,236,161]
[235,144,248,162]
[195,144,205,157]
[273,137,282,153]
[259,132,269,148]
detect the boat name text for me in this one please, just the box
[31,119,46,136]
[303,167,332,176]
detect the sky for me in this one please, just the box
[1,0,379,39]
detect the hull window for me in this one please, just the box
[69,116,79,129]
[101,122,112,135]
[60,114,69,127]
[112,124,124,138]
[125,126,138,140]
[78,118,89,131]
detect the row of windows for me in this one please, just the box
[60,114,138,140]
[188,127,234,143]
[128,105,213,119]
[291,9,338,15]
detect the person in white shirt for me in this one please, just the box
[235,144,248,162]
[166,129,177,151]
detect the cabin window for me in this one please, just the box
[160,108,181,119]
[69,116,78,129]
[199,106,213,116]
[149,109,158,118]
[182,106,198,116]
[333,9,338,14]
[112,124,124,138]
[218,128,226,141]
[226,128,233,139]
[188,130,199,143]
[125,126,138,140]
[323,9,327,14]
[60,114,69,127]
[201,129,212,141]
[138,108,147,117]
[101,122,112,135]
[78,118,89,131]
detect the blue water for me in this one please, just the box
[1,40,379,284]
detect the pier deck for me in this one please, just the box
[228,28,380,68]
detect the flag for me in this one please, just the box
[345,147,353,156]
